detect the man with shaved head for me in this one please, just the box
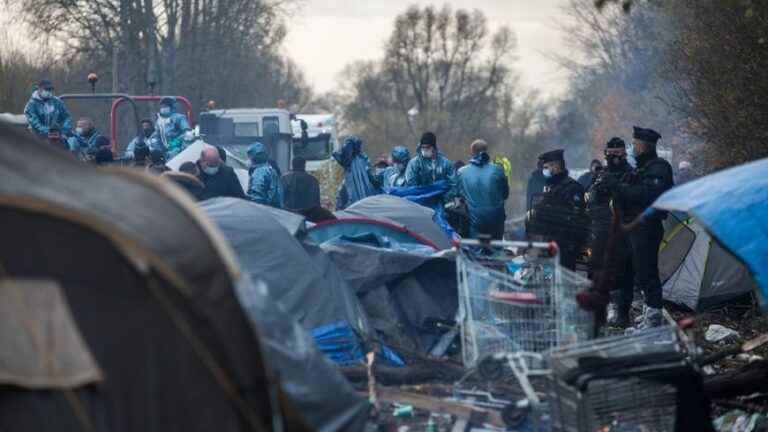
[195,145,246,201]
[451,139,509,239]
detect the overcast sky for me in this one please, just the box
[285,0,570,98]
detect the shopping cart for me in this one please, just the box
[547,325,698,432]
[457,239,594,370]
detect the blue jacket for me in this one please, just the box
[67,129,102,152]
[381,166,407,189]
[23,91,73,137]
[152,109,191,157]
[247,142,283,208]
[453,153,509,237]
[333,136,379,210]
[405,152,454,187]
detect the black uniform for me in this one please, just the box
[585,160,632,275]
[528,171,586,270]
[612,150,674,309]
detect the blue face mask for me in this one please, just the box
[627,146,638,168]
[542,168,553,178]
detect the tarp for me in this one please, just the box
[319,241,458,355]
[337,194,454,250]
[235,278,369,432]
[386,180,459,243]
[660,214,756,310]
[0,121,309,431]
[653,157,768,310]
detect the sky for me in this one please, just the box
[284,0,571,98]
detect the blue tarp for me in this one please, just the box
[311,321,405,367]
[652,157,768,310]
[386,180,460,243]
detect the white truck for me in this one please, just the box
[291,114,339,172]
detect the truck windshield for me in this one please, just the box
[293,133,332,161]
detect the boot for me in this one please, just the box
[637,307,663,329]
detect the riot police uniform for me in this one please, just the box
[526,149,586,270]
[610,127,674,327]
[585,137,634,325]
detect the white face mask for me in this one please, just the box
[160,107,171,115]
[39,90,52,99]
[202,165,219,175]
[542,168,553,178]
[421,148,434,159]
[75,127,84,136]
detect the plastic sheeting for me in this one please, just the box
[337,194,454,250]
[307,218,440,251]
[235,279,369,432]
[652,157,768,310]
[385,180,460,244]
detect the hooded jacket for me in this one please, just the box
[404,142,454,187]
[332,136,378,209]
[23,90,73,137]
[453,152,509,238]
[247,142,283,208]
[151,101,191,157]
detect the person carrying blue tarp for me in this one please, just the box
[247,142,283,208]
[24,79,73,140]
[333,135,379,210]
[152,97,192,158]
[451,139,509,240]
[405,131,455,187]
[380,145,410,189]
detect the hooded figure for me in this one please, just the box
[453,140,509,239]
[152,97,191,158]
[246,142,283,208]
[332,136,378,210]
[405,132,455,187]
[23,79,73,138]
[381,146,411,189]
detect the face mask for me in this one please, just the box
[627,146,638,168]
[160,107,171,115]
[75,127,84,136]
[542,168,553,178]
[202,165,219,175]
[39,90,52,99]
[143,129,154,138]
[421,148,434,159]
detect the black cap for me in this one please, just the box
[633,126,661,144]
[160,96,175,107]
[606,137,625,149]
[420,131,437,148]
[538,149,564,163]
[38,79,54,90]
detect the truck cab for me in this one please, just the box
[199,108,293,174]
[291,114,339,172]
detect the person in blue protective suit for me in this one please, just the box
[381,146,410,189]
[152,97,192,158]
[452,140,509,240]
[405,131,455,187]
[67,117,102,153]
[125,119,164,159]
[24,79,73,140]
[246,142,283,208]
[333,135,379,210]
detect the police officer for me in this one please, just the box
[585,137,634,327]
[527,149,585,270]
[607,127,674,328]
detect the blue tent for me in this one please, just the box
[652,158,768,310]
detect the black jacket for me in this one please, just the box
[196,163,246,201]
[281,170,321,212]
[614,151,674,221]
[544,171,585,208]
[163,172,207,201]
[526,169,547,210]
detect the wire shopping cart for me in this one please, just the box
[457,239,594,370]
[547,325,699,432]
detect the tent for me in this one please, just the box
[337,194,455,250]
[307,217,440,252]
[0,121,309,431]
[660,213,757,310]
[653,157,768,310]
[200,198,370,338]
